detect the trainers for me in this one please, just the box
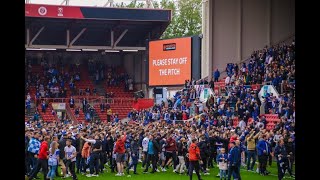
[138,160,142,163]
[193,170,196,174]
[206,168,210,171]
[115,173,122,176]
[86,174,92,177]
[173,169,177,173]
[162,168,167,172]
[121,173,125,176]
[256,168,260,173]
[130,168,134,171]
[216,173,220,177]
[92,174,99,177]
[204,172,210,175]
[156,169,160,172]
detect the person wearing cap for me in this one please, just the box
[188,138,202,180]
[227,141,240,180]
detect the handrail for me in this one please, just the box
[65,103,77,124]
[39,97,136,106]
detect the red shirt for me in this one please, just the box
[38,141,48,159]
[182,113,188,120]
[114,133,127,154]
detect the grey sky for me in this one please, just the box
[28,0,162,6]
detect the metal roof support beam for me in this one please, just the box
[113,29,128,47]
[66,29,70,46]
[29,26,45,46]
[61,0,69,5]
[26,28,30,45]
[104,0,114,7]
[69,28,86,47]
[111,30,114,47]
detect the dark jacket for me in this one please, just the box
[198,140,209,157]
[131,139,139,155]
[274,144,288,162]
[228,146,241,166]
[256,139,270,156]
[152,139,161,155]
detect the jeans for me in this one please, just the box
[188,161,201,180]
[164,151,178,169]
[29,159,48,180]
[89,152,100,175]
[80,157,87,173]
[247,150,256,170]
[258,154,268,174]
[28,152,37,172]
[47,165,57,179]
[142,151,148,168]
[219,169,227,180]
[175,156,186,173]
[145,154,156,172]
[76,153,81,172]
[127,162,137,173]
[200,156,208,173]
[227,164,239,180]
[66,161,77,180]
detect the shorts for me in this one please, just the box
[116,153,125,163]
[160,152,166,161]
[59,159,66,169]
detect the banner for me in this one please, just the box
[51,103,66,110]
[25,4,84,19]
[148,37,191,86]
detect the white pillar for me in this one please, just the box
[207,0,213,81]
[201,0,209,79]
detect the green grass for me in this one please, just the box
[37,162,295,180]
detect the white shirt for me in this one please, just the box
[238,120,246,131]
[142,137,149,152]
[64,145,76,162]
[225,76,230,85]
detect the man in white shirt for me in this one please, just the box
[225,76,231,86]
[238,119,246,132]
[64,139,78,180]
[141,135,149,168]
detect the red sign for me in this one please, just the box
[25,4,84,19]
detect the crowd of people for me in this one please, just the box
[25,41,295,180]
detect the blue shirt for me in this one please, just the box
[148,141,154,155]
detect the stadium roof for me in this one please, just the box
[25,3,171,50]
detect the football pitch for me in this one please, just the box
[36,162,295,180]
